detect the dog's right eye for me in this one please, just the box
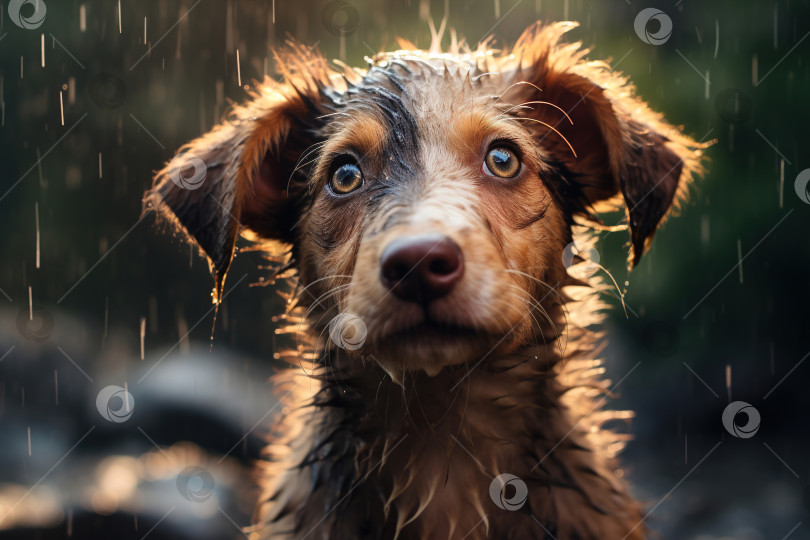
[329,163,364,195]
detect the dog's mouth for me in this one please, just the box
[382,320,486,343]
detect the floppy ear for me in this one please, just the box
[512,22,707,267]
[143,54,332,301]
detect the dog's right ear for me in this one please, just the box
[143,66,330,301]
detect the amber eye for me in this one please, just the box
[330,163,364,194]
[484,146,520,178]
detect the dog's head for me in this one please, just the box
[145,22,704,381]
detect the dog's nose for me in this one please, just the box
[380,234,464,303]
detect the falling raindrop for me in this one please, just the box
[41,33,45,67]
[140,317,146,360]
[236,49,242,87]
[118,0,122,33]
[80,5,86,32]
[27,426,32,456]
[35,202,40,269]
[725,364,732,402]
[779,160,785,208]
[752,54,758,86]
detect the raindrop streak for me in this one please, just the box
[140,317,146,360]
[98,152,102,179]
[41,33,45,67]
[779,160,785,208]
[236,49,242,87]
[725,364,732,402]
[752,54,758,86]
[27,426,31,456]
[737,239,743,284]
[59,90,64,126]
[35,202,40,269]
[494,0,500,18]
[28,286,33,320]
[144,17,147,45]
[118,0,122,33]
[80,5,86,32]
[714,19,719,59]
[124,382,131,412]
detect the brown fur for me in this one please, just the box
[144,22,707,539]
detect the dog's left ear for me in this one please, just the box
[515,23,707,267]
[143,55,331,300]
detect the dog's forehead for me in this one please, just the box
[320,55,521,158]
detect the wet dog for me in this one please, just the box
[145,21,705,540]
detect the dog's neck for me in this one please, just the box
[255,311,646,539]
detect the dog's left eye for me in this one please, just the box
[484,146,520,178]
[330,163,364,194]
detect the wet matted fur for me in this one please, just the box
[144,22,706,540]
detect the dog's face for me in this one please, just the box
[299,65,569,377]
[145,23,703,381]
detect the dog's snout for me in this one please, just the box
[380,234,464,303]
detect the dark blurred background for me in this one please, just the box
[0,0,808,538]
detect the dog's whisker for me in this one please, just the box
[510,116,578,157]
